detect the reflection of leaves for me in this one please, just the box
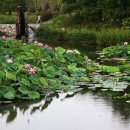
[6,109,17,123]
[30,105,41,115]
[41,98,52,111]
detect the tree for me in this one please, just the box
[0,0,26,15]
[61,0,130,23]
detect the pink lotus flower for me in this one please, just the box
[123,42,128,45]
[87,59,92,63]
[28,68,36,74]
[6,58,13,63]
[37,43,43,47]
[1,35,6,39]
[24,64,31,70]
[11,35,16,39]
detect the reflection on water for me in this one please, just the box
[0,91,130,130]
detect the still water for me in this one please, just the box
[0,91,130,130]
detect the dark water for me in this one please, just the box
[0,91,130,130]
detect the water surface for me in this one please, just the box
[0,91,130,130]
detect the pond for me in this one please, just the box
[0,33,130,130]
[0,90,130,130]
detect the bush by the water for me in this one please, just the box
[36,23,130,48]
[36,24,97,49]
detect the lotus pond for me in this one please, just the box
[0,38,130,129]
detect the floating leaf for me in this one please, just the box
[102,66,120,73]
[82,77,90,82]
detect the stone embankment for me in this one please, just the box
[0,24,39,36]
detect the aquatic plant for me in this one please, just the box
[0,39,93,100]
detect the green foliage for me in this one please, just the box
[102,66,120,73]
[62,0,130,24]
[0,14,16,24]
[0,0,26,15]
[36,24,97,48]
[97,29,130,46]
[28,91,40,100]
[0,39,95,100]
[36,23,130,47]
[0,13,37,24]
[102,44,130,58]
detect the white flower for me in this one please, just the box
[6,58,13,63]
[123,42,128,45]
[66,49,74,53]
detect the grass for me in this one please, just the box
[0,13,37,24]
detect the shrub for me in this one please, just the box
[96,29,130,47]
[65,28,97,48]
[36,24,97,49]
[36,23,130,49]
[35,25,64,45]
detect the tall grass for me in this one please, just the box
[96,29,130,47]
[0,15,16,24]
[36,23,130,49]
[0,13,37,24]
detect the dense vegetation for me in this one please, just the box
[0,1,130,103]
[36,22,130,48]
[1,0,130,25]
[0,38,129,103]
[0,38,93,100]
[62,0,130,25]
